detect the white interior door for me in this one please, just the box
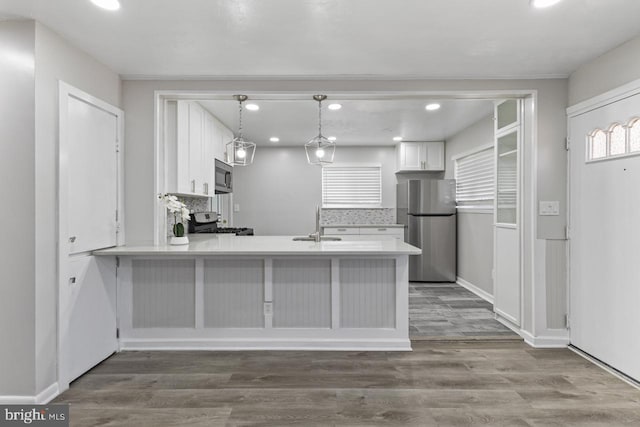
[59,83,123,390]
[569,92,640,382]
[62,255,117,382]
[67,95,118,254]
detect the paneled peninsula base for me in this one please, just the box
[116,255,411,351]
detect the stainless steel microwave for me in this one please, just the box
[214,159,233,194]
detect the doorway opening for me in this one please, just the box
[153,90,537,342]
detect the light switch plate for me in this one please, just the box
[233,203,240,212]
[539,201,560,216]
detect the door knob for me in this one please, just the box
[69,236,76,243]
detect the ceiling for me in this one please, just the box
[1,0,640,79]
[3,1,638,148]
[198,98,495,146]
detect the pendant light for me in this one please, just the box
[226,95,256,166]
[305,95,336,166]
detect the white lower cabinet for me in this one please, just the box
[61,255,117,384]
[324,226,404,240]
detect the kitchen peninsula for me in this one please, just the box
[94,235,421,351]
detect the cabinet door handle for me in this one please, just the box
[337,228,347,231]
[204,182,208,195]
[69,277,76,285]
[378,228,387,231]
[191,180,196,193]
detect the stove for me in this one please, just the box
[214,227,254,236]
[188,212,254,236]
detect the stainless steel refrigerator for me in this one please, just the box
[397,179,456,282]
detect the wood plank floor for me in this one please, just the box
[54,341,640,426]
[410,282,517,338]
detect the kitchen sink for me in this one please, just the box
[292,236,342,242]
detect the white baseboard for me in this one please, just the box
[456,277,494,304]
[36,383,59,404]
[120,338,412,352]
[493,314,569,349]
[0,383,59,405]
[520,329,569,348]
[569,345,640,390]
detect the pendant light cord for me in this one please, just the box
[318,98,322,136]
[238,99,244,140]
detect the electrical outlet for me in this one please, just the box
[263,302,273,315]
[234,203,240,212]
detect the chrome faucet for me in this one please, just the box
[309,205,322,242]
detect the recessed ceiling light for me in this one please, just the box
[328,103,342,110]
[530,0,563,8]
[425,103,441,111]
[245,103,260,111]
[327,136,337,142]
[90,0,121,11]
[393,136,403,142]
[269,137,280,142]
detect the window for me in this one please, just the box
[630,118,640,152]
[590,129,607,160]
[587,117,640,162]
[609,124,626,156]
[322,164,382,207]
[454,145,494,209]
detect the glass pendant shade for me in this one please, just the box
[305,135,336,165]
[226,94,256,166]
[226,137,256,166]
[305,94,336,166]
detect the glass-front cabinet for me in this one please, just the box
[495,100,520,226]
[493,98,522,328]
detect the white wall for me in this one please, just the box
[444,115,494,179]
[33,22,122,397]
[0,20,121,400]
[457,213,494,295]
[444,114,495,296]
[232,146,396,235]
[569,35,640,106]
[0,20,36,398]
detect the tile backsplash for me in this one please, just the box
[166,196,211,236]
[320,208,396,225]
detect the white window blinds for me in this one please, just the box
[322,165,382,206]
[454,146,494,207]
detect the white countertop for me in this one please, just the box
[321,224,405,228]
[93,234,421,256]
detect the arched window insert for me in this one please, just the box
[589,129,607,160]
[629,118,640,153]
[609,123,626,156]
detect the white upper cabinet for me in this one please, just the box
[187,102,205,194]
[396,141,445,172]
[214,119,234,165]
[202,113,216,196]
[167,101,233,197]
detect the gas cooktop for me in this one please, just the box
[214,227,254,236]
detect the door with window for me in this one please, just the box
[568,91,640,382]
